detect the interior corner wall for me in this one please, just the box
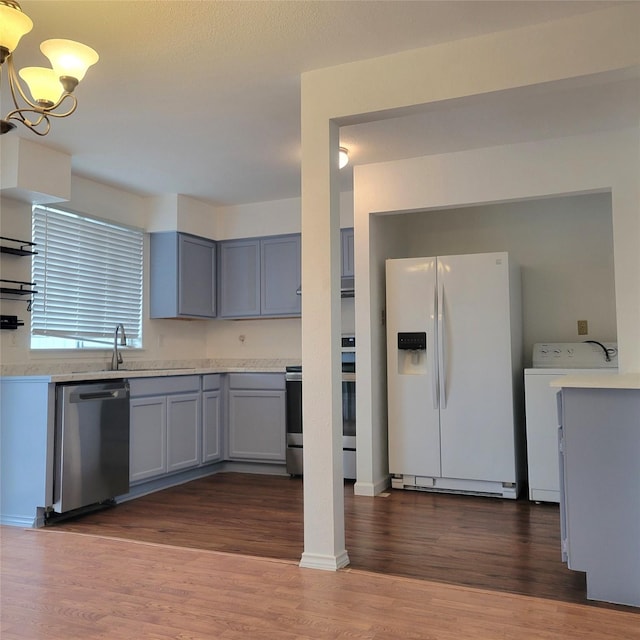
[394,192,617,361]
[354,128,640,494]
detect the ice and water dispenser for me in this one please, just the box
[396,331,427,374]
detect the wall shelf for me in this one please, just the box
[0,279,38,296]
[0,236,38,257]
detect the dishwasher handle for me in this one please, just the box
[70,387,129,402]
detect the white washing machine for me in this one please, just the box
[524,341,618,503]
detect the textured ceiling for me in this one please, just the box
[4,1,637,206]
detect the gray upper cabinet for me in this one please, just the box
[218,239,261,318]
[261,235,301,316]
[150,232,216,318]
[341,227,354,278]
[218,234,300,319]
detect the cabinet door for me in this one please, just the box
[130,396,167,482]
[261,234,301,316]
[227,389,286,462]
[166,393,201,473]
[341,228,354,278]
[202,389,222,463]
[178,234,216,317]
[150,232,216,319]
[218,239,260,318]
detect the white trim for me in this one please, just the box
[299,550,350,571]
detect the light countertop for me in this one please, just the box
[550,373,640,390]
[0,358,298,383]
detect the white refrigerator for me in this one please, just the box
[386,252,523,498]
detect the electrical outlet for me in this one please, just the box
[577,320,588,335]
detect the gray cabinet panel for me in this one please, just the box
[218,239,260,318]
[130,396,167,482]
[228,372,285,391]
[218,234,301,319]
[202,389,222,463]
[166,393,200,472]
[228,380,285,462]
[202,374,222,391]
[178,234,216,317]
[261,235,301,316]
[130,378,202,484]
[130,376,200,397]
[150,232,216,319]
[341,228,354,278]
[560,387,640,607]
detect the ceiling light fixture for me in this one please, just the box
[339,146,349,169]
[0,0,98,136]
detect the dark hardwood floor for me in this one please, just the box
[47,472,634,612]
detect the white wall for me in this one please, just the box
[354,128,639,495]
[391,193,617,364]
[0,168,355,367]
[205,191,355,360]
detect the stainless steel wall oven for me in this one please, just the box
[285,336,356,478]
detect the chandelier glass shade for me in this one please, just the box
[0,0,98,136]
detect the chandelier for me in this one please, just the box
[0,0,98,136]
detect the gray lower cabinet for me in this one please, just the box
[129,376,201,483]
[130,396,167,482]
[202,374,223,463]
[150,231,217,319]
[218,234,300,318]
[227,373,286,462]
[341,227,354,278]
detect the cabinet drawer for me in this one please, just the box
[202,374,222,391]
[227,373,285,391]
[129,375,200,397]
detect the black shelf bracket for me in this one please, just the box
[0,236,38,257]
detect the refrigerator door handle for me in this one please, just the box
[432,282,439,410]
[438,282,447,409]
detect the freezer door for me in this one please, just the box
[437,252,517,483]
[386,257,441,477]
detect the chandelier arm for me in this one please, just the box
[42,93,78,118]
[4,107,51,135]
[6,53,41,111]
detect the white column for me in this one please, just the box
[299,115,348,570]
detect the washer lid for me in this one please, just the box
[532,342,618,368]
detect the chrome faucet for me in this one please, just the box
[111,323,127,370]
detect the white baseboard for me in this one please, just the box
[299,549,350,571]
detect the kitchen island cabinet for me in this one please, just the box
[227,373,286,463]
[218,234,300,318]
[129,376,201,483]
[150,232,217,319]
[554,375,640,608]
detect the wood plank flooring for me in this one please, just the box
[2,523,639,639]
[40,472,635,610]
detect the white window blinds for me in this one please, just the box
[32,206,143,347]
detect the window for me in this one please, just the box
[31,205,143,350]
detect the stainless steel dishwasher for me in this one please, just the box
[53,380,130,514]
